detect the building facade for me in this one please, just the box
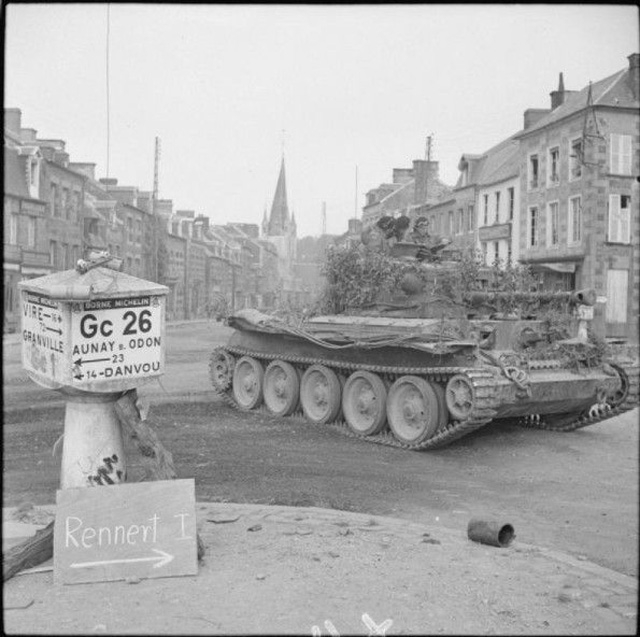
[516,55,639,340]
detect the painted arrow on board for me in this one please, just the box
[70,548,174,570]
[45,326,63,335]
[74,357,110,366]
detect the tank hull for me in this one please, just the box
[210,313,637,450]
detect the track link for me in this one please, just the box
[210,345,499,451]
[517,363,639,432]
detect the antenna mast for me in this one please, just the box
[354,166,358,219]
[322,201,327,235]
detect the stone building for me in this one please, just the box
[515,53,639,340]
[361,160,451,228]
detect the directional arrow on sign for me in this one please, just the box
[45,326,63,335]
[70,548,175,570]
[74,357,110,366]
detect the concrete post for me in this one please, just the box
[60,392,126,489]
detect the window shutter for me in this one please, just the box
[608,195,620,242]
[621,135,632,175]
[620,199,630,244]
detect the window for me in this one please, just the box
[483,194,489,225]
[29,159,38,185]
[26,217,36,248]
[62,244,69,269]
[608,195,631,244]
[507,244,512,265]
[135,257,141,275]
[528,154,539,189]
[507,187,515,221]
[49,240,58,268]
[72,245,79,267]
[569,139,583,180]
[127,257,132,271]
[448,210,454,235]
[467,204,475,232]
[494,191,500,223]
[481,242,488,264]
[548,147,560,184]
[9,215,18,244]
[528,206,539,247]
[50,184,58,216]
[568,196,582,245]
[493,241,500,264]
[456,209,464,235]
[61,188,69,219]
[610,134,632,175]
[115,245,121,257]
[547,201,559,246]
[127,217,133,239]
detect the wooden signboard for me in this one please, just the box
[54,479,198,585]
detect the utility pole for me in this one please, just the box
[152,137,160,282]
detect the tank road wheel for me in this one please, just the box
[300,365,342,424]
[342,371,387,436]
[387,376,441,444]
[263,360,300,417]
[232,356,264,410]
[445,374,476,421]
[209,348,235,393]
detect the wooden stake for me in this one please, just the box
[3,522,54,582]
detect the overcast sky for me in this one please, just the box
[5,4,639,237]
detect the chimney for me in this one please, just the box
[195,214,210,229]
[20,128,38,143]
[69,162,96,181]
[348,217,363,235]
[627,53,639,101]
[392,168,414,184]
[523,108,551,130]
[412,159,439,205]
[99,177,118,187]
[54,150,70,167]
[4,108,22,134]
[550,72,566,109]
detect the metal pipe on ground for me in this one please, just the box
[467,518,515,548]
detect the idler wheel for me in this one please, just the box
[342,371,387,436]
[445,374,476,421]
[263,360,300,417]
[232,356,264,410]
[300,365,342,424]
[209,348,236,392]
[387,376,442,444]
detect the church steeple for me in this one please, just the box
[267,155,290,236]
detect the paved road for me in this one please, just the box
[3,321,638,577]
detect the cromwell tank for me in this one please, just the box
[209,223,639,451]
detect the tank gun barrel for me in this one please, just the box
[465,288,597,307]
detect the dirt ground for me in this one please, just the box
[3,398,638,578]
[3,503,636,635]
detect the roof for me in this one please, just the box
[267,156,290,235]
[4,146,30,198]
[456,135,521,189]
[517,65,638,137]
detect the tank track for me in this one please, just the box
[210,345,499,451]
[517,363,639,432]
